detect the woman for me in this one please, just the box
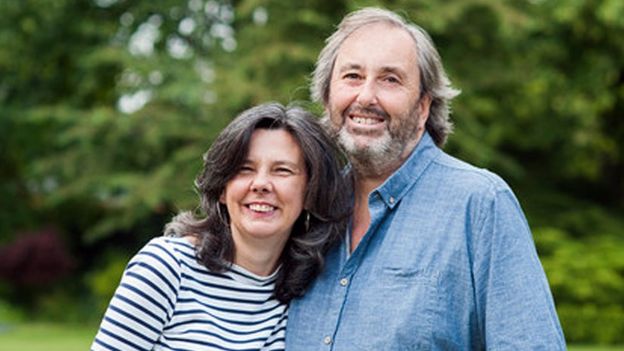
[91,103,351,351]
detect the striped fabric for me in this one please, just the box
[91,236,287,351]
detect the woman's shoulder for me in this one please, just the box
[147,235,196,249]
[131,236,197,270]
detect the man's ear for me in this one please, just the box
[418,94,432,128]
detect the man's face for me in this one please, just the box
[326,22,431,175]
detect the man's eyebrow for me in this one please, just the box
[336,63,408,78]
[336,63,362,73]
[379,65,408,77]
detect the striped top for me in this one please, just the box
[91,236,287,351]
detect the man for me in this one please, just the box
[286,7,566,350]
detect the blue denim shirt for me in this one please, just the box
[286,132,565,350]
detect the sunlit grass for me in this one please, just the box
[0,322,95,351]
[0,322,623,350]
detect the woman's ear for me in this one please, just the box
[219,191,226,204]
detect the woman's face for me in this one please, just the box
[221,128,308,251]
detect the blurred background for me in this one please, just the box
[0,0,623,348]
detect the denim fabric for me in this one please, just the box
[286,132,565,350]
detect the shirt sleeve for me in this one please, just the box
[472,188,566,350]
[91,237,182,351]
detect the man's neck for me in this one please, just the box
[349,174,388,252]
[347,132,424,252]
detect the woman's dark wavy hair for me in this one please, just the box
[165,102,351,303]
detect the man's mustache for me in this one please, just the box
[345,104,389,120]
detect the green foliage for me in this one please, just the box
[559,304,624,345]
[535,227,624,344]
[85,251,130,314]
[217,0,347,106]
[0,298,25,323]
[0,0,623,344]
[35,287,100,324]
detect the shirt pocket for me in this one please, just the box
[374,266,438,350]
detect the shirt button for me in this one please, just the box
[323,336,332,345]
[339,278,349,286]
[389,196,395,204]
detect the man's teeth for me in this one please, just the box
[353,116,381,125]
[249,204,275,212]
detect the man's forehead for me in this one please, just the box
[342,22,413,46]
[333,24,418,73]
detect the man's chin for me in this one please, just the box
[346,124,387,137]
[339,136,384,157]
[341,133,386,148]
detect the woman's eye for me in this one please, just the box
[275,167,294,175]
[344,73,360,80]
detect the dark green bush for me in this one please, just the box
[84,251,130,316]
[535,227,624,344]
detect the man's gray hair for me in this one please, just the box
[311,7,460,146]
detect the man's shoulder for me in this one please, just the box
[427,151,510,195]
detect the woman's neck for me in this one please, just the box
[232,236,286,276]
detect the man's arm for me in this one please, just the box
[473,188,566,349]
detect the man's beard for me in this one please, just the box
[336,124,404,178]
[325,104,421,178]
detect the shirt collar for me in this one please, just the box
[373,131,441,209]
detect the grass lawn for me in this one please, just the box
[0,322,95,351]
[0,322,623,350]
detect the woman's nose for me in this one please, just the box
[250,173,272,193]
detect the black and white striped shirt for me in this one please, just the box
[92,236,287,351]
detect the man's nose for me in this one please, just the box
[356,79,379,106]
